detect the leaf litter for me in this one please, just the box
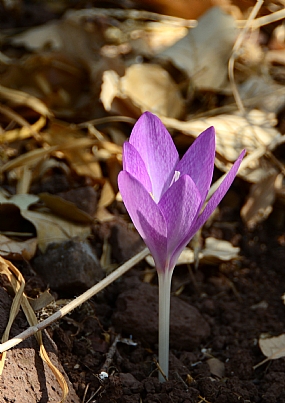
[0,0,285,402]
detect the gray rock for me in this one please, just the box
[33,239,104,293]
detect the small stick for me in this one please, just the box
[0,248,149,353]
[100,334,120,375]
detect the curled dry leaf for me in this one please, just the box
[100,64,184,118]
[21,210,91,253]
[254,334,285,369]
[0,193,91,253]
[158,7,237,90]
[0,235,37,260]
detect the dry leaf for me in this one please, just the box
[11,21,62,51]
[158,7,237,90]
[202,237,240,264]
[161,110,281,183]
[207,357,225,378]
[21,210,91,252]
[0,235,37,260]
[98,180,115,208]
[100,64,184,118]
[241,173,281,228]
[39,193,94,223]
[239,75,285,114]
[28,290,55,312]
[42,121,102,179]
[254,334,285,369]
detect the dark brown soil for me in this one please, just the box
[41,201,285,403]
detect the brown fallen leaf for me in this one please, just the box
[159,7,237,90]
[241,173,281,229]
[39,193,94,224]
[0,235,37,260]
[21,210,91,253]
[254,334,285,369]
[100,64,184,118]
[207,357,225,378]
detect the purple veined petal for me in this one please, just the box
[170,149,246,268]
[129,112,179,202]
[158,174,202,272]
[118,170,168,271]
[176,127,215,203]
[123,142,152,193]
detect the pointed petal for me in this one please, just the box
[176,127,215,202]
[158,175,201,269]
[123,142,152,193]
[129,112,179,202]
[194,150,245,231]
[171,150,246,265]
[118,171,167,271]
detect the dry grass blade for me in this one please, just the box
[0,247,149,353]
[0,85,52,117]
[0,258,24,375]
[228,0,264,114]
[0,116,46,143]
[0,104,42,141]
[0,257,68,403]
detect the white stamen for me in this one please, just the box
[170,170,181,187]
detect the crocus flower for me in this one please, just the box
[118,111,245,381]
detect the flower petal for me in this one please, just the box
[173,150,245,261]
[194,150,245,231]
[158,174,201,271]
[118,171,167,271]
[129,112,179,202]
[123,142,152,193]
[176,126,215,203]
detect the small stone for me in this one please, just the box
[32,239,104,293]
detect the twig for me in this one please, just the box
[100,334,120,375]
[249,8,285,29]
[0,248,149,353]
[154,358,168,382]
[228,0,264,114]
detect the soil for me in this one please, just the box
[2,187,285,403]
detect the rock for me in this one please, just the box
[32,239,104,293]
[108,218,144,262]
[0,286,80,403]
[113,281,211,350]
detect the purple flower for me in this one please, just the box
[118,112,245,274]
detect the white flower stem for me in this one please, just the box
[158,270,173,382]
